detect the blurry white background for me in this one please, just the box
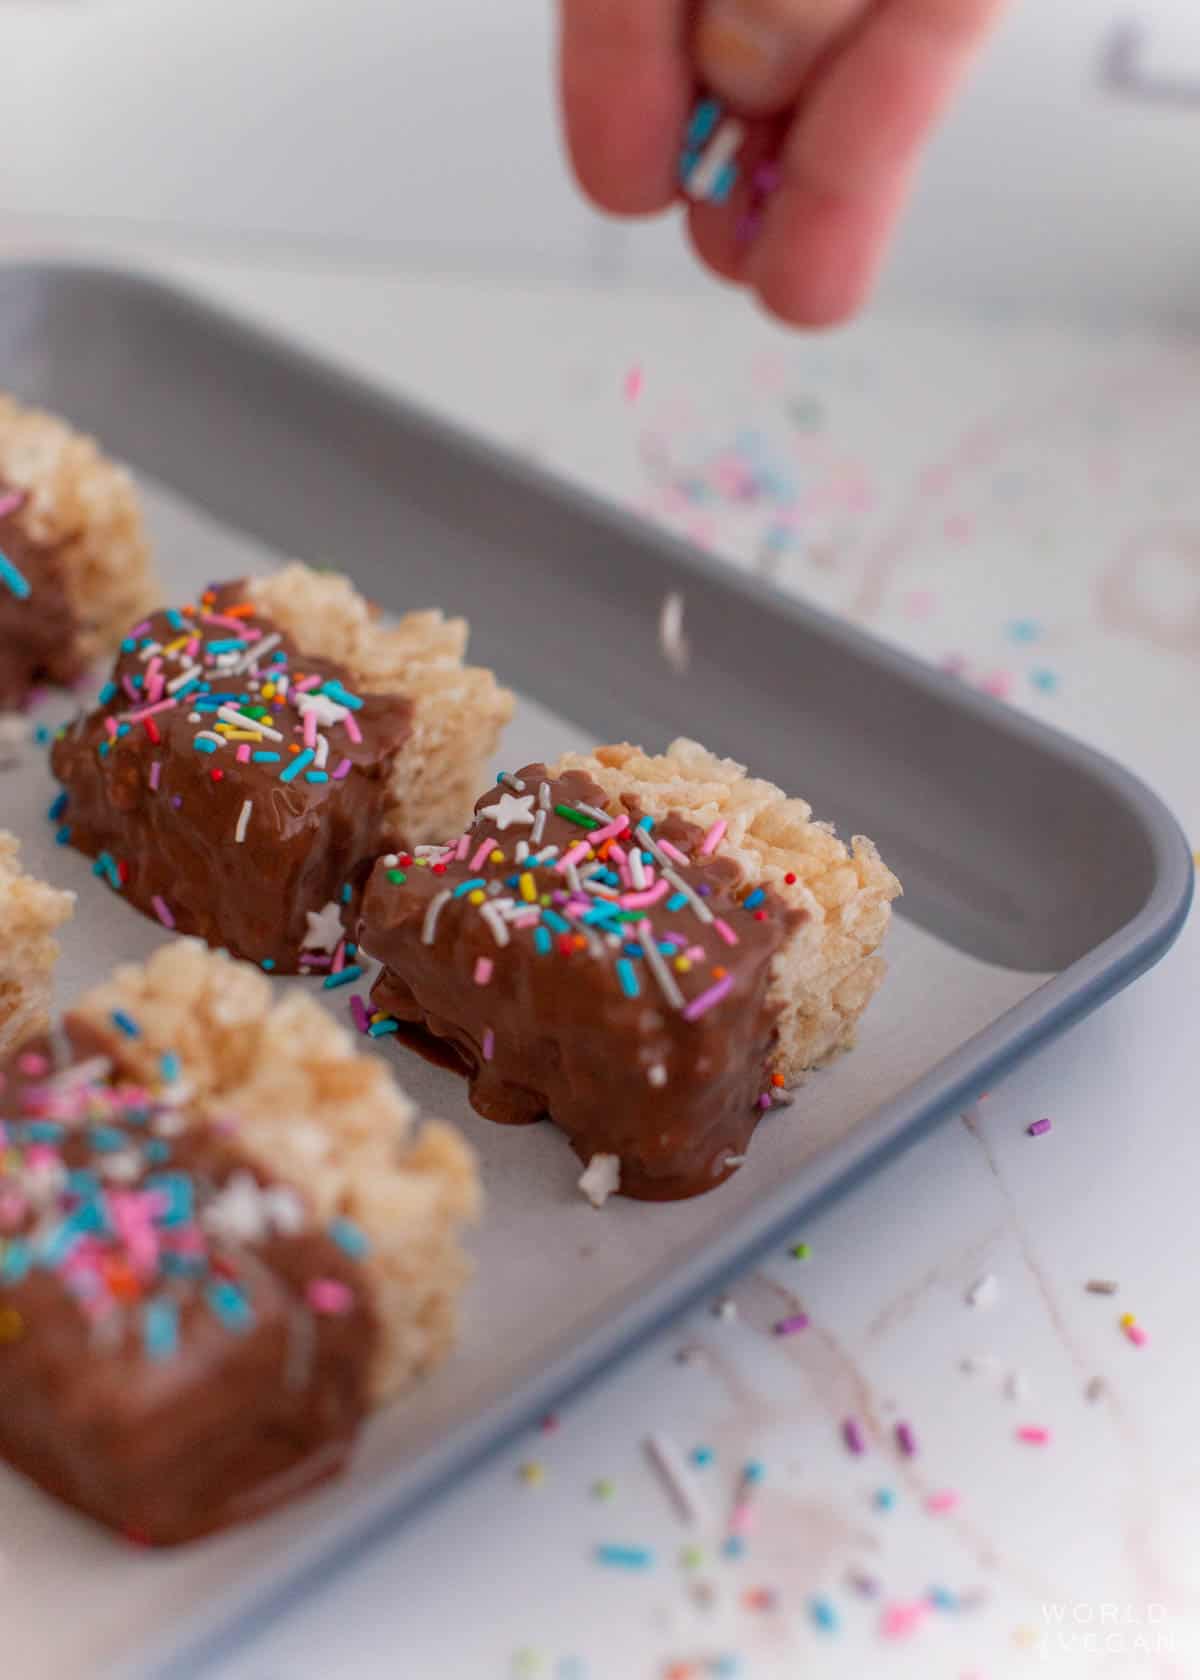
[1,0,1199,322]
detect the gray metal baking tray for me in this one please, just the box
[0,264,1189,1680]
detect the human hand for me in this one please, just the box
[559,0,1009,327]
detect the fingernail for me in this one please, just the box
[697,0,793,107]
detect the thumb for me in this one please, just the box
[695,0,868,113]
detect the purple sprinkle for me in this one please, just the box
[896,1421,917,1457]
[171,795,183,809]
[149,761,162,792]
[696,883,712,897]
[482,1028,495,1062]
[753,161,782,195]
[843,1417,865,1456]
[349,994,369,1035]
[774,1313,809,1336]
[757,1093,771,1110]
[1028,1117,1052,1137]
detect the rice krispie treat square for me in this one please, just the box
[0,393,156,709]
[0,832,74,1059]
[0,940,479,1545]
[360,739,901,1201]
[50,564,514,973]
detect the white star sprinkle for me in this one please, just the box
[302,899,345,953]
[203,1171,307,1244]
[489,791,536,831]
[296,692,350,728]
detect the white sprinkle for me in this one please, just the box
[578,1153,621,1208]
[313,731,329,769]
[302,900,345,953]
[530,809,547,846]
[537,780,551,810]
[166,663,203,693]
[136,640,162,661]
[684,116,746,201]
[1004,1369,1029,1402]
[217,705,283,741]
[967,1274,999,1310]
[381,853,399,868]
[645,1432,708,1527]
[235,800,252,843]
[663,866,715,924]
[647,1064,668,1087]
[422,889,452,945]
[490,791,536,830]
[1086,1375,1107,1404]
[712,1296,738,1321]
[228,630,282,674]
[659,591,689,674]
[629,849,647,890]
[637,920,685,1010]
[294,690,348,728]
[99,1149,143,1184]
[514,840,530,863]
[479,903,511,947]
[193,730,226,751]
[0,713,27,769]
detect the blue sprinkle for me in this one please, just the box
[24,1121,64,1144]
[304,771,329,784]
[743,888,766,910]
[743,1460,765,1484]
[34,725,51,746]
[120,636,136,653]
[92,853,114,879]
[110,1009,141,1039]
[690,1445,715,1466]
[143,1298,179,1361]
[251,751,281,763]
[345,942,357,957]
[635,816,655,833]
[616,959,640,999]
[145,1172,193,1225]
[928,1586,958,1611]
[0,551,31,599]
[323,966,363,990]
[721,1536,745,1559]
[330,1217,370,1259]
[97,682,118,706]
[595,1544,654,1571]
[54,826,71,845]
[320,679,363,711]
[160,1051,181,1083]
[97,741,111,758]
[261,958,276,972]
[116,723,131,739]
[160,1253,205,1280]
[710,161,738,204]
[193,738,217,755]
[35,1219,85,1268]
[534,927,552,955]
[144,1139,172,1164]
[1031,667,1059,694]
[65,1168,100,1197]
[506,874,520,889]
[0,1240,31,1283]
[340,883,353,904]
[874,1487,897,1511]
[204,638,246,654]
[810,1597,839,1633]
[88,1126,128,1154]
[165,610,186,630]
[367,1018,399,1037]
[541,910,570,934]
[666,892,688,913]
[48,792,68,821]
[280,749,314,784]
[206,1279,254,1333]
[453,878,486,899]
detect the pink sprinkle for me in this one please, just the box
[333,758,353,780]
[236,744,251,763]
[149,761,162,791]
[121,675,140,702]
[713,918,739,947]
[17,1052,49,1077]
[473,957,493,986]
[331,940,346,976]
[146,674,165,704]
[302,708,317,749]
[619,880,670,910]
[728,1500,756,1536]
[455,834,471,861]
[699,820,726,856]
[842,1417,866,1456]
[202,613,248,632]
[1125,1324,1148,1348]
[881,1602,929,1641]
[482,1028,495,1062]
[151,895,175,929]
[587,813,630,846]
[658,839,689,865]
[349,995,369,1034]
[623,365,643,404]
[1016,1426,1051,1445]
[926,1490,959,1513]
[0,489,26,518]
[343,712,363,745]
[293,675,322,693]
[773,1314,809,1336]
[682,975,734,1022]
[121,698,178,725]
[307,1278,355,1316]
[470,839,494,872]
[129,619,150,638]
[185,637,200,658]
[104,716,119,738]
[895,1421,917,1457]
[556,842,592,874]
[1027,1117,1052,1137]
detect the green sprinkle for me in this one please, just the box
[387,869,407,884]
[554,803,599,829]
[790,1242,811,1260]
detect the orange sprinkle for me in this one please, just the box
[572,934,587,951]
[104,1260,141,1302]
[289,743,300,754]
[771,1072,786,1087]
[711,966,727,979]
[222,602,257,618]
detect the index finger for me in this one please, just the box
[558,0,695,216]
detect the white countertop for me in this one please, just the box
[28,254,1200,1679]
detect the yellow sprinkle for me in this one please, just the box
[0,1307,23,1343]
[679,1545,705,1570]
[674,957,692,974]
[591,1478,616,1501]
[518,1461,545,1487]
[539,894,552,907]
[162,635,190,656]
[468,890,486,906]
[490,849,505,864]
[261,683,276,699]
[1119,1312,1137,1329]
[415,858,429,868]
[519,872,537,903]
[222,729,263,741]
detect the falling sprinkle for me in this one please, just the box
[518,1462,545,1488]
[966,1274,998,1309]
[809,1597,839,1634]
[1085,1376,1107,1404]
[842,1417,866,1456]
[1086,1279,1119,1296]
[894,1421,917,1457]
[623,365,644,404]
[595,1544,654,1571]
[926,1490,960,1514]
[578,1153,620,1208]
[1016,1426,1050,1446]
[659,592,689,674]
[1027,1117,1052,1137]
[773,1313,809,1336]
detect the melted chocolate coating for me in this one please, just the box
[0,485,83,709]
[0,1033,376,1546]
[361,765,800,1200]
[51,582,413,972]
